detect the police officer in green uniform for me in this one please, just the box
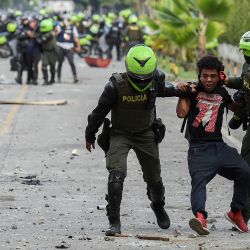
[38,18,57,85]
[225,31,250,224]
[85,44,189,236]
[125,15,144,51]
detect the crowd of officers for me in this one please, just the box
[0,9,146,85]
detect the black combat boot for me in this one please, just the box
[105,171,124,236]
[73,75,79,83]
[50,71,55,84]
[147,181,170,229]
[15,68,23,84]
[42,67,50,85]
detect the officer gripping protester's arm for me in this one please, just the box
[85,44,191,236]
[224,31,250,225]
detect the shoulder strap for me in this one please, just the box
[110,73,125,86]
[225,106,230,136]
[181,116,187,133]
[112,73,123,82]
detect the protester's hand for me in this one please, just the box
[86,140,95,152]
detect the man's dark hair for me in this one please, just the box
[197,55,224,76]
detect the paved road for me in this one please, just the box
[0,56,249,250]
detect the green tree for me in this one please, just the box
[220,0,250,46]
[149,0,232,60]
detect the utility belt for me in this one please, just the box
[97,118,166,154]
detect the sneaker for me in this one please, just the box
[225,210,248,233]
[189,212,210,235]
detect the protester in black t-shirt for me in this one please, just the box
[176,55,250,235]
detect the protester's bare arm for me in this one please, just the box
[176,97,190,118]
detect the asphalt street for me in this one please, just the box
[0,55,249,250]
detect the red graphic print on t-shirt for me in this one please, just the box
[192,92,223,132]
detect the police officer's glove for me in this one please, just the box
[86,139,95,152]
[177,82,197,93]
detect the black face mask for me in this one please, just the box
[244,55,250,64]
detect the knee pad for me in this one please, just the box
[42,65,47,72]
[108,170,125,184]
[108,171,125,196]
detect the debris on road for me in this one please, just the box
[71,149,80,156]
[97,205,106,210]
[20,175,41,185]
[0,99,67,105]
[55,241,70,249]
[135,235,170,242]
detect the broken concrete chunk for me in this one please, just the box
[71,149,80,156]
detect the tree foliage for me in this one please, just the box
[148,0,232,61]
[220,0,250,46]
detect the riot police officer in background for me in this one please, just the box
[37,18,57,85]
[125,15,144,51]
[25,18,41,85]
[15,16,29,84]
[15,17,41,85]
[106,20,122,61]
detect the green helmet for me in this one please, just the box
[119,9,132,19]
[70,15,78,24]
[125,44,157,92]
[39,18,53,33]
[77,12,85,21]
[240,31,250,57]
[39,9,47,16]
[92,14,100,22]
[90,24,99,34]
[108,12,117,20]
[128,15,138,24]
[7,22,17,33]
[15,10,22,17]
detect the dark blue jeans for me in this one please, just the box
[188,141,250,217]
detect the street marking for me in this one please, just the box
[222,127,242,150]
[0,85,29,135]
